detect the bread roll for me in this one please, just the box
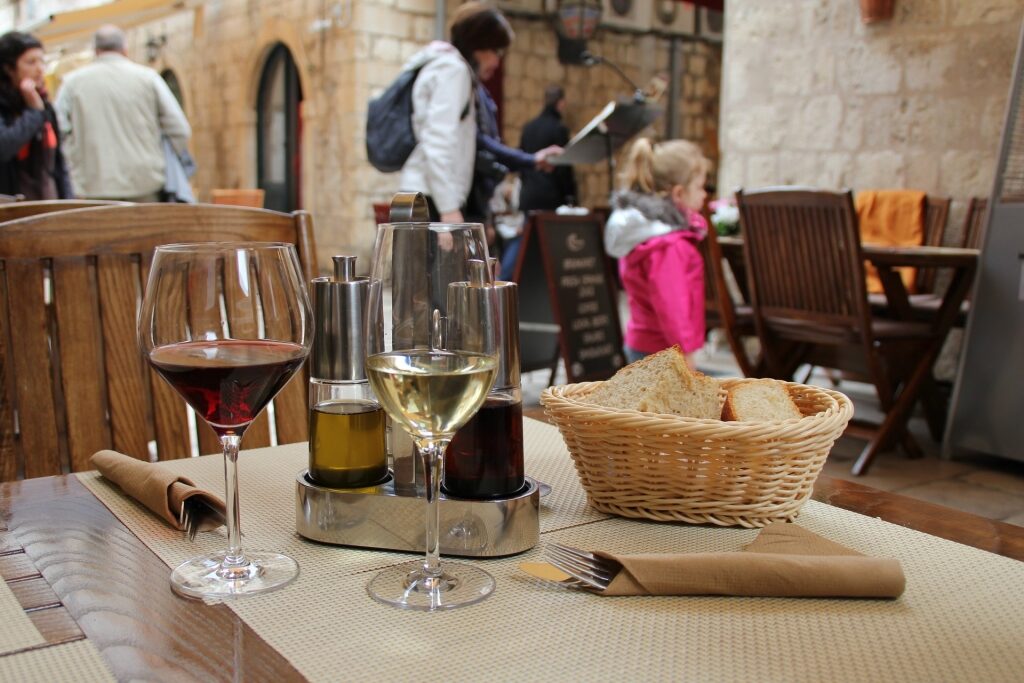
[585,345,721,419]
[721,379,802,421]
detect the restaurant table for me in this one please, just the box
[2,416,1022,682]
[717,236,978,474]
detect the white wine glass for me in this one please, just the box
[364,223,499,611]
[139,242,313,599]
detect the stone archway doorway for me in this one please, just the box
[256,43,303,212]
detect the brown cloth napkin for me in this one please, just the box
[595,522,905,598]
[855,189,926,294]
[90,450,226,532]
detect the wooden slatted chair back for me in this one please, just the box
[0,203,317,481]
[915,196,952,293]
[962,197,988,249]
[702,228,758,376]
[0,200,128,223]
[736,188,874,349]
[698,233,723,331]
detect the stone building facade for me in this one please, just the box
[719,0,1023,241]
[4,1,721,269]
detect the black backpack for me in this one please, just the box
[365,67,422,173]
[366,64,473,174]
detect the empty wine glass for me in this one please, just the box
[139,242,312,599]
[364,223,499,611]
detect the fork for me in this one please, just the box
[544,543,620,592]
[180,497,226,541]
[518,562,593,591]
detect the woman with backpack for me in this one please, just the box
[397,2,559,224]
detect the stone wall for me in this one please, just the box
[96,1,721,271]
[719,0,1023,241]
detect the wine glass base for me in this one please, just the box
[366,560,495,611]
[170,551,299,600]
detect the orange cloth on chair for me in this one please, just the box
[855,190,926,294]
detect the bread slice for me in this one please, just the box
[721,379,802,421]
[585,346,721,419]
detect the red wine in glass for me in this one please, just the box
[149,339,307,436]
[444,398,524,499]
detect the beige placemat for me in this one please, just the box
[0,581,44,655]
[0,640,114,682]
[79,420,1024,682]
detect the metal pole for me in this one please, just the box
[435,0,446,40]
[666,36,681,139]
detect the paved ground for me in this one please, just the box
[521,339,1024,525]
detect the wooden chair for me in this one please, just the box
[962,197,988,249]
[0,199,128,223]
[211,189,265,208]
[0,203,317,482]
[701,228,760,376]
[915,196,951,293]
[736,187,937,472]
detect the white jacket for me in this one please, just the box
[398,42,475,215]
[55,53,191,199]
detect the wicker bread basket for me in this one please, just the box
[540,378,854,528]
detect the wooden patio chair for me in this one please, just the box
[211,189,265,208]
[962,197,988,249]
[701,227,760,376]
[0,203,317,482]
[0,199,128,223]
[735,187,937,472]
[915,196,951,293]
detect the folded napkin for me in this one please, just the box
[90,450,226,532]
[855,189,926,294]
[595,522,905,598]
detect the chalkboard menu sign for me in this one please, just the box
[513,212,625,383]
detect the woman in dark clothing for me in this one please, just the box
[447,3,561,226]
[0,31,71,199]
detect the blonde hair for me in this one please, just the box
[618,138,710,196]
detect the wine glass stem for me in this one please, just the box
[417,438,448,579]
[220,434,248,575]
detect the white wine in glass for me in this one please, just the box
[364,223,499,611]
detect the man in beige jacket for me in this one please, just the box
[55,25,191,201]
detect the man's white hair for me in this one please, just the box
[94,25,125,52]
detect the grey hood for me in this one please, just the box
[603,191,692,258]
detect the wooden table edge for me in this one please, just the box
[1,474,305,681]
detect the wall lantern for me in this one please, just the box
[553,0,602,65]
[145,34,167,63]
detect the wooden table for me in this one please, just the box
[3,462,1022,681]
[717,237,978,474]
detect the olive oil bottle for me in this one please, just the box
[308,256,388,489]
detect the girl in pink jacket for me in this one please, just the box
[604,138,709,369]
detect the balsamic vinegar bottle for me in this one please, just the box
[308,256,388,489]
[444,276,525,498]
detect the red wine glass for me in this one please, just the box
[139,242,312,599]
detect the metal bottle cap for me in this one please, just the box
[447,261,521,391]
[492,280,521,391]
[310,255,369,381]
